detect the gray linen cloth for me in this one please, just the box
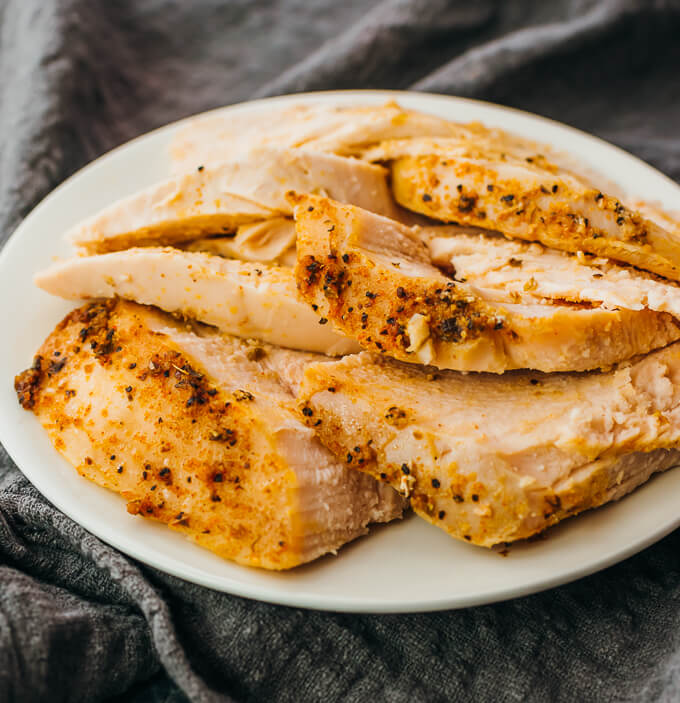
[1,1,680,701]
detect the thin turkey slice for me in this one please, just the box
[15,299,403,569]
[424,228,680,316]
[292,195,680,373]
[170,101,494,170]
[70,147,401,255]
[35,248,360,356]
[483,302,680,374]
[174,100,605,201]
[297,345,680,547]
[367,137,680,281]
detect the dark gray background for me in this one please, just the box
[1,1,680,701]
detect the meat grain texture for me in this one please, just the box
[298,346,680,546]
[292,194,680,372]
[15,300,403,569]
[70,147,402,255]
[35,248,360,356]
[368,137,680,281]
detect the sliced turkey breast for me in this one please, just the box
[170,101,485,170]
[292,195,680,373]
[14,300,404,569]
[34,248,360,356]
[367,137,680,281]
[423,227,680,315]
[69,148,401,255]
[297,345,680,547]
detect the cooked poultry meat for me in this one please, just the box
[170,101,493,170]
[23,98,680,567]
[14,300,404,569]
[423,227,680,315]
[475,302,680,373]
[70,147,402,255]
[366,138,680,281]
[297,344,680,547]
[35,248,360,356]
[182,217,297,264]
[292,195,680,372]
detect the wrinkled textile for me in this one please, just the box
[2,1,680,701]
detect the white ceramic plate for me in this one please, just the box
[1,91,679,613]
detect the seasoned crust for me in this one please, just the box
[292,194,680,373]
[15,357,44,410]
[296,250,499,353]
[298,348,680,547]
[13,299,405,569]
[292,193,506,366]
[16,299,120,408]
[389,150,680,281]
[14,300,293,567]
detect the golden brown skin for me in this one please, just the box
[387,146,680,281]
[292,194,680,373]
[292,194,507,367]
[15,300,403,569]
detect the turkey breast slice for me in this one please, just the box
[291,195,680,373]
[297,344,680,547]
[366,137,680,281]
[34,248,360,356]
[69,147,402,255]
[14,299,404,570]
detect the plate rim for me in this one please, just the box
[1,89,679,613]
